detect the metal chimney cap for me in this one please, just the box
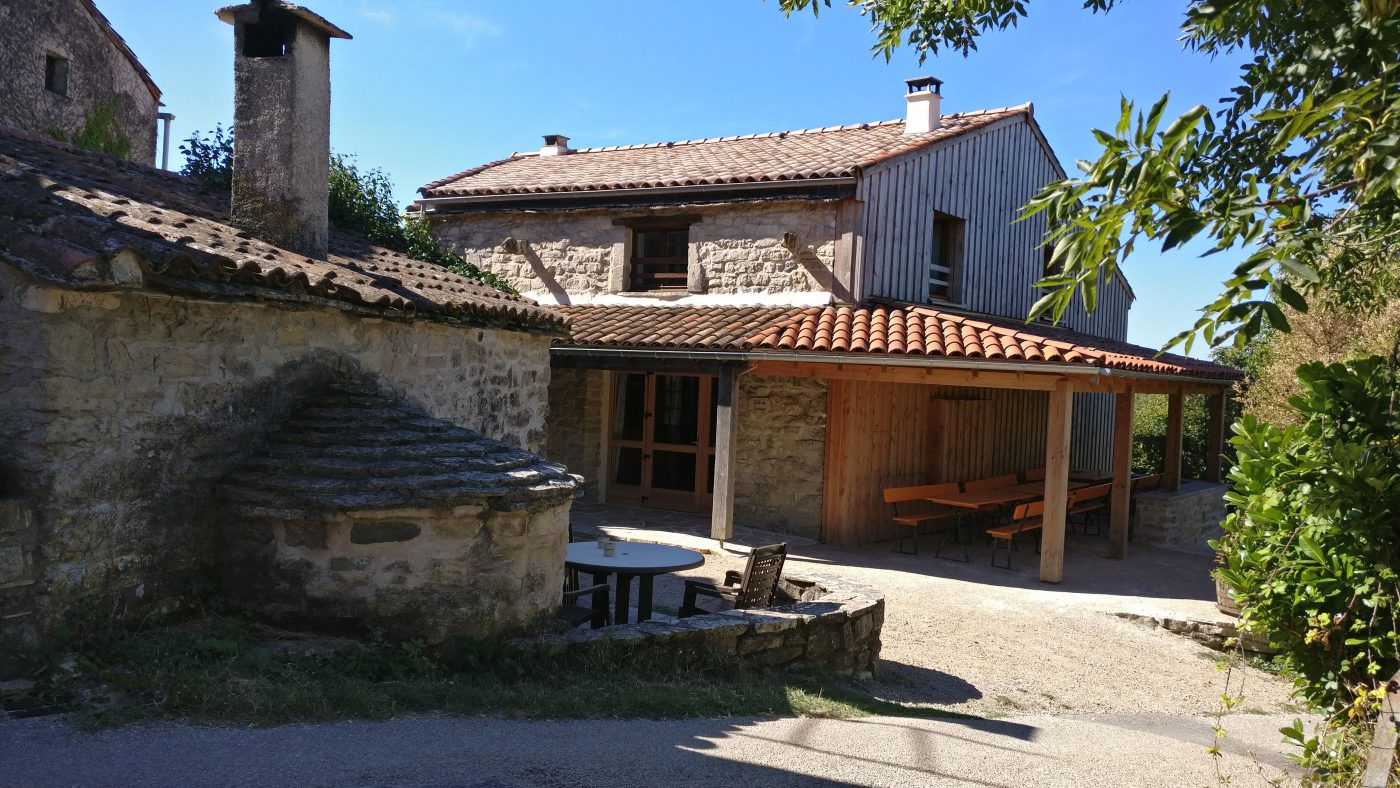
[905,76,943,95]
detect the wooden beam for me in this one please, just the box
[1164,390,1185,491]
[710,365,740,542]
[1109,387,1135,559]
[1205,392,1227,483]
[1040,378,1074,583]
[746,359,1065,391]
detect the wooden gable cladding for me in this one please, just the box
[820,379,1050,546]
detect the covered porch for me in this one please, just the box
[552,301,1242,584]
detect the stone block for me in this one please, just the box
[350,522,421,544]
[283,523,327,549]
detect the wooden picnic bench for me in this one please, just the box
[987,500,1044,569]
[882,482,967,560]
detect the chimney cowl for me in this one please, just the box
[540,134,572,157]
[218,1,350,260]
[904,76,943,135]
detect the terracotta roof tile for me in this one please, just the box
[557,303,1242,380]
[0,126,565,334]
[419,107,1029,199]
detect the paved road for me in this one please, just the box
[1,711,1301,787]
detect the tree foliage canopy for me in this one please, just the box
[178,126,509,291]
[780,0,1400,352]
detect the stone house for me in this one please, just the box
[416,79,1242,579]
[0,0,162,166]
[0,1,575,671]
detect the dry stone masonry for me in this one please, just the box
[1133,480,1229,549]
[219,378,578,641]
[433,200,839,301]
[527,575,883,676]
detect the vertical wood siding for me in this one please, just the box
[821,379,1053,546]
[854,116,1132,342]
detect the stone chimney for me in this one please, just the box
[216,1,351,259]
[904,76,943,135]
[539,134,572,157]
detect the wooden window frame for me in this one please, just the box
[928,210,964,303]
[623,222,692,292]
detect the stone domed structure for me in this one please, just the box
[219,378,578,641]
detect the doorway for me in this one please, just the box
[606,372,717,511]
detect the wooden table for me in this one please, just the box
[1004,480,1092,497]
[923,487,1039,509]
[565,541,705,624]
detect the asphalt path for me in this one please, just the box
[1,710,1302,787]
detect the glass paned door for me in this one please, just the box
[606,372,716,511]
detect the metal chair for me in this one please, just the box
[680,543,787,617]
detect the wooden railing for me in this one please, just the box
[1361,669,1400,788]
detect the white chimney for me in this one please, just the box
[904,76,942,135]
[540,134,571,157]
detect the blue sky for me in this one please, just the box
[99,0,1247,354]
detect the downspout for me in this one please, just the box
[157,111,175,171]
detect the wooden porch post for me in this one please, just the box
[1040,378,1074,583]
[1108,387,1135,559]
[1163,390,1185,491]
[710,364,740,542]
[1205,392,1227,483]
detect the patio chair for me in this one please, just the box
[560,581,611,629]
[679,543,787,617]
[881,482,967,560]
[1067,483,1112,535]
[986,500,1044,570]
[964,474,1018,493]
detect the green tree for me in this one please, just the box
[178,128,508,290]
[780,0,1400,351]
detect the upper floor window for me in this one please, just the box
[44,53,69,97]
[630,226,689,291]
[928,211,964,302]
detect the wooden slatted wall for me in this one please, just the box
[821,379,1052,546]
[854,115,1133,343]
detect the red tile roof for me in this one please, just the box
[557,303,1242,380]
[0,126,565,333]
[419,107,1029,198]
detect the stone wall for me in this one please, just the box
[432,200,839,301]
[530,575,883,676]
[225,502,570,642]
[546,368,605,501]
[734,375,827,539]
[0,0,159,165]
[1134,480,1228,549]
[0,263,552,668]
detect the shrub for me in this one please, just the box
[1216,354,1400,781]
[49,99,132,160]
[178,128,509,291]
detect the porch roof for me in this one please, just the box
[555,302,1242,382]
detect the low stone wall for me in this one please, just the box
[531,575,883,676]
[1134,480,1229,549]
[1116,612,1275,656]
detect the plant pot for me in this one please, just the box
[1213,552,1241,617]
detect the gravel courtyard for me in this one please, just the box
[1,504,1306,788]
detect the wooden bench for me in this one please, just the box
[987,500,1044,569]
[882,482,967,560]
[1067,483,1112,535]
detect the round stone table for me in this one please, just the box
[566,541,705,624]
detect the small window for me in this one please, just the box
[44,53,69,97]
[630,227,689,291]
[928,211,964,302]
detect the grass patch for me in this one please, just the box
[34,615,965,729]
